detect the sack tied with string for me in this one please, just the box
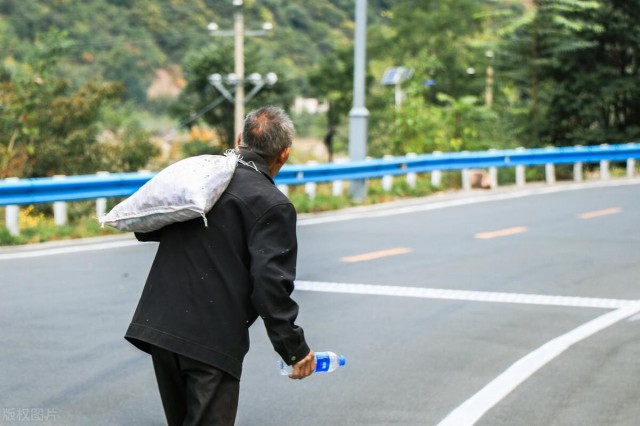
[99,151,239,233]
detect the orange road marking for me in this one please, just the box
[475,226,528,240]
[579,207,622,220]
[340,247,413,263]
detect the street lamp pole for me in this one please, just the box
[233,0,245,138]
[348,0,369,201]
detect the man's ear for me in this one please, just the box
[235,132,242,148]
[278,147,291,165]
[268,147,291,177]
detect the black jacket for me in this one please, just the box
[125,150,310,379]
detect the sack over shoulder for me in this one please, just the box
[99,151,238,232]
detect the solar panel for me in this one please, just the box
[381,67,413,85]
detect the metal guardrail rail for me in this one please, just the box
[1,143,639,207]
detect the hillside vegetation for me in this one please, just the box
[1,1,640,179]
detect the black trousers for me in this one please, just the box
[150,345,240,426]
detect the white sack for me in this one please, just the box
[99,151,238,232]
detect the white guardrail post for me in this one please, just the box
[406,153,417,188]
[431,151,442,187]
[277,183,289,196]
[5,177,20,236]
[488,148,498,190]
[573,145,583,183]
[545,147,556,184]
[304,161,317,200]
[382,155,393,192]
[515,147,526,187]
[627,143,636,178]
[52,175,68,226]
[461,151,471,191]
[599,144,610,180]
[332,158,346,197]
[96,171,110,218]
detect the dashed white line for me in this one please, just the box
[475,226,528,240]
[578,207,622,220]
[340,248,412,263]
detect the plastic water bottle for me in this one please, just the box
[278,351,346,375]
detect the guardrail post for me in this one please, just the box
[544,147,556,184]
[5,177,20,236]
[573,145,583,182]
[628,158,636,178]
[332,158,346,196]
[515,147,526,187]
[461,151,471,190]
[277,184,289,196]
[573,162,583,182]
[599,144,610,180]
[406,153,417,188]
[382,155,393,192]
[431,151,442,187]
[545,163,556,184]
[488,149,498,190]
[304,161,317,200]
[53,175,68,226]
[96,171,110,218]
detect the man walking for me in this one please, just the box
[125,106,315,425]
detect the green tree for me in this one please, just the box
[542,1,640,145]
[0,29,158,178]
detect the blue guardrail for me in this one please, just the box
[1,143,639,206]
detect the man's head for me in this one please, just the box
[238,106,295,176]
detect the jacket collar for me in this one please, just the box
[237,149,274,184]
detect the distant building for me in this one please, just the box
[292,97,329,115]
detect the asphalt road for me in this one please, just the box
[1,179,639,425]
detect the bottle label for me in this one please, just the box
[316,353,331,372]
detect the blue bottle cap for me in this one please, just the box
[338,355,346,366]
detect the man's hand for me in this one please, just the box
[289,350,315,380]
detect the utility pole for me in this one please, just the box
[348,0,369,201]
[208,0,274,140]
[233,0,244,137]
[485,50,494,108]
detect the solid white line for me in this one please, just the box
[436,303,640,426]
[294,281,635,310]
[298,179,640,226]
[0,240,143,260]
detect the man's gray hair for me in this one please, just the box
[240,106,295,161]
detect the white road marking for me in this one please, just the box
[436,303,640,426]
[627,313,640,322]
[0,240,143,260]
[294,280,640,425]
[294,281,635,310]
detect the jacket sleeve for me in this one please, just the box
[248,203,310,366]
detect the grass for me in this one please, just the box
[0,203,123,246]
